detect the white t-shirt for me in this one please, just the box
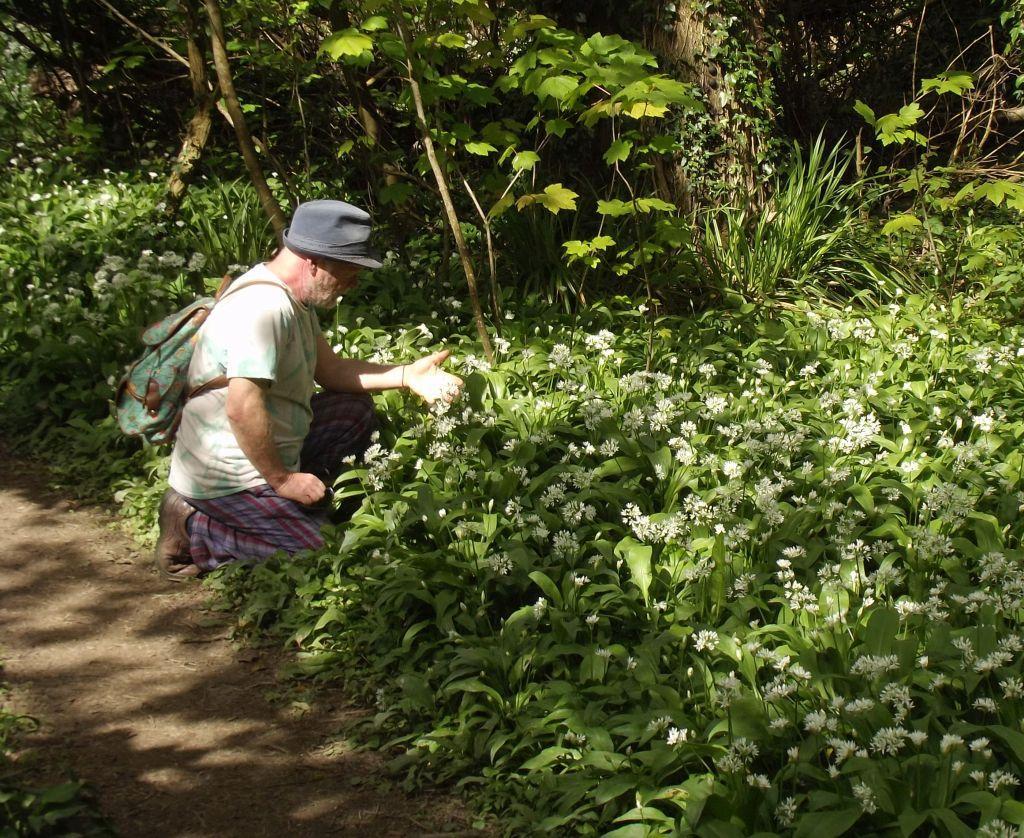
[168,264,320,499]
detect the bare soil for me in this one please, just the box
[0,448,479,837]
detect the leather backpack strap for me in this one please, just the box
[187,374,229,400]
[185,273,289,403]
[213,273,234,300]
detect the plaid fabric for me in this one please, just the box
[184,391,377,571]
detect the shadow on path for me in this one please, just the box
[0,448,477,838]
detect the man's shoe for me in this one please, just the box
[154,489,199,582]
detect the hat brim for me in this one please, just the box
[282,229,383,270]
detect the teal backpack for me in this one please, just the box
[115,275,234,445]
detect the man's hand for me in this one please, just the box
[272,471,327,506]
[405,349,464,404]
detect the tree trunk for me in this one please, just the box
[395,16,493,363]
[203,0,286,235]
[164,0,215,217]
[647,1,774,208]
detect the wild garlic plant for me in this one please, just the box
[218,290,1024,835]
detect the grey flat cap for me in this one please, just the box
[282,199,383,269]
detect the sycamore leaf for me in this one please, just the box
[536,75,578,102]
[625,102,668,119]
[361,16,388,31]
[853,100,876,126]
[516,183,578,214]
[899,102,925,122]
[545,118,572,137]
[974,180,1024,211]
[538,183,577,213]
[504,14,557,42]
[636,197,676,213]
[435,33,467,48]
[464,141,497,156]
[921,71,974,96]
[881,214,922,235]
[488,192,515,219]
[597,198,634,217]
[512,150,540,172]
[603,139,632,165]
[321,28,373,59]
[336,140,354,158]
[562,235,616,259]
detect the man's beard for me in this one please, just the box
[306,276,345,308]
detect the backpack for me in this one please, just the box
[115,274,248,445]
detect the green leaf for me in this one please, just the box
[899,102,925,123]
[854,100,876,126]
[625,102,668,118]
[898,807,928,837]
[603,139,632,165]
[597,198,634,216]
[882,214,923,235]
[378,182,414,205]
[361,16,388,31]
[636,197,677,213]
[545,118,572,137]
[320,28,373,59]
[536,75,578,102]
[921,71,975,96]
[488,192,515,219]
[864,607,899,655]
[516,183,578,214]
[614,536,652,606]
[794,808,862,838]
[848,483,874,512]
[504,14,557,42]
[540,182,581,212]
[528,570,562,606]
[464,141,498,156]
[520,746,572,770]
[435,33,467,48]
[512,150,540,172]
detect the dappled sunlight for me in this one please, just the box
[0,449,475,836]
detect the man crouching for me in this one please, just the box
[155,200,462,580]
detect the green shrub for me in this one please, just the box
[695,138,905,307]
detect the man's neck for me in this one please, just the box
[264,251,310,303]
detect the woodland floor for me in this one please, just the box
[0,444,480,837]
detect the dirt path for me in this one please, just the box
[0,450,476,837]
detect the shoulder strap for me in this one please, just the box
[185,273,293,402]
[216,272,290,303]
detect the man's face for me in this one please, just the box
[307,258,362,307]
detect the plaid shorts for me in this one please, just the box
[184,391,377,571]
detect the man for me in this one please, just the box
[155,200,463,580]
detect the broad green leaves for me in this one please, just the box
[921,71,974,96]
[614,536,652,605]
[597,197,676,216]
[320,28,373,61]
[511,150,541,172]
[536,75,578,102]
[603,139,632,165]
[516,182,578,214]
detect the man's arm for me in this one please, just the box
[314,334,464,402]
[226,376,326,505]
[314,334,404,392]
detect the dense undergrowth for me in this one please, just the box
[6,144,1024,835]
